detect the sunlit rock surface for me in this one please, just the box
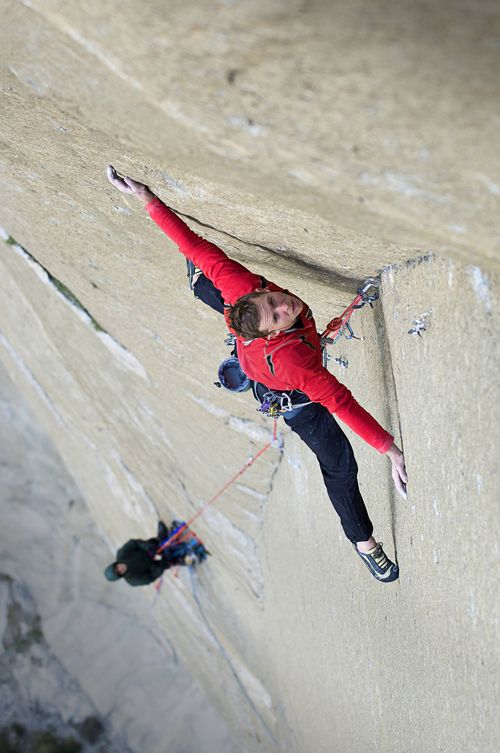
[0,1,499,752]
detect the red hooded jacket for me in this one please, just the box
[146,197,393,453]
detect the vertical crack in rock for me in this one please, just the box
[377,253,433,454]
[177,210,362,290]
[372,277,405,560]
[187,568,279,748]
[0,229,148,380]
[374,253,434,553]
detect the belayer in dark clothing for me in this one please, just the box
[104,520,209,587]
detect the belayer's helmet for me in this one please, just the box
[217,357,251,392]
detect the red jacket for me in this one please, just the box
[146,197,393,453]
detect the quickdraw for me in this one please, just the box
[321,278,380,343]
[321,278,380,367]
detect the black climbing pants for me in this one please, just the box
[191,270,373,543]
[283,403,373,542]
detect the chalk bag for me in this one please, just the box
[216,356,251,392]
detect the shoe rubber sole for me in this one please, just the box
[353,544,399,583]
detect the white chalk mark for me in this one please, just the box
[468,266,492,314]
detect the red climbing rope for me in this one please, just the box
[157,418,278,557]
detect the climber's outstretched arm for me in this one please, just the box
[106,165,261,302]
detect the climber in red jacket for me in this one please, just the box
[107,166,407,583]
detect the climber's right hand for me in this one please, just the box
[386,442,408,500]
[107,165,155,206]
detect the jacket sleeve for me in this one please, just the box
[282,346,394,453]
[145,197,261,304]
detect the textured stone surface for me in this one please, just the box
[0,363,244,753]
[0,1,499,752]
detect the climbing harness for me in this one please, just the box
[256,390,312,418]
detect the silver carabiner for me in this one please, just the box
[279,393,293,412]
[356,278,380,306]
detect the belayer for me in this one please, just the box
[107,166,407,583]
[104,520,209,587]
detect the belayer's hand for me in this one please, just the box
[386,443,408,500]
[107,165,155,206]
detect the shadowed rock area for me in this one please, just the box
[0,363,246,753]
[0,1,499,752]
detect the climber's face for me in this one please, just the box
[253,289,304,337]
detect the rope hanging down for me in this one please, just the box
[156,418,278,558]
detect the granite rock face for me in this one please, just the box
[0,364,243,753]
[0,573,134,753]
[0,2,499,752]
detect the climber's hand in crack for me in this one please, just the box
[107,165,155,206]
[386,443,408,500]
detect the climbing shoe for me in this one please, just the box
[353,542,399,583]
[186,259,202,293]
